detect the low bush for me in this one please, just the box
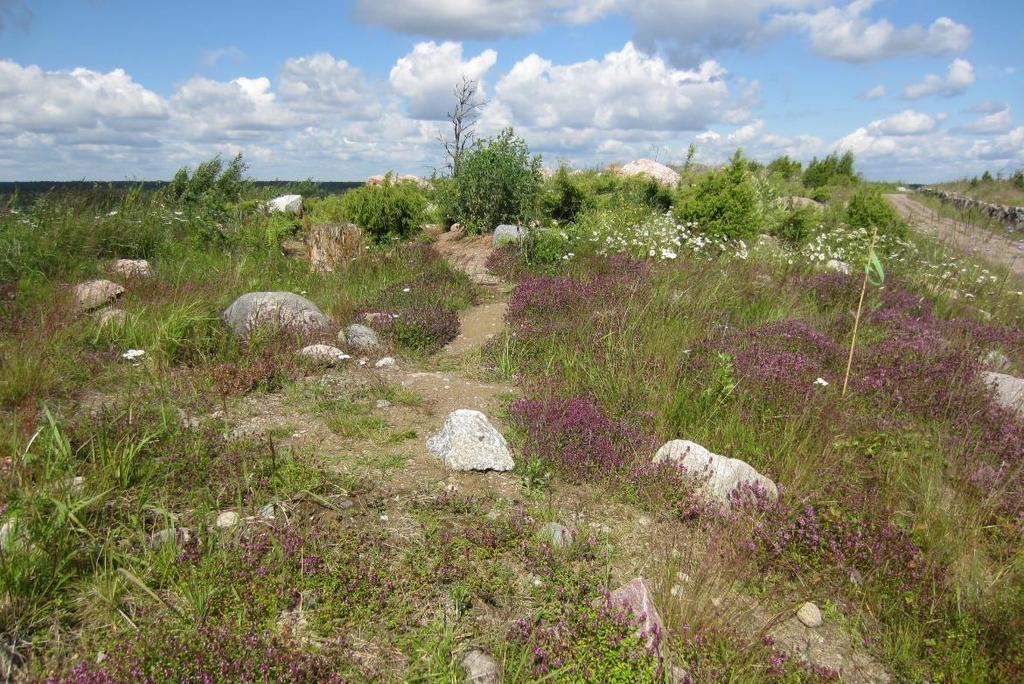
[541,167,591,224]
[845,188,907,238]
[673,152,761,240]
[773,205,823,246]
[336,177,427,242]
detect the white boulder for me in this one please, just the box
[267,194,303,215]
[982,371,1024,415]
[616,159,680,186]
[111,258,153,278]
[653,439,778,509]
[427,410,514,472]
[222,292,331,336]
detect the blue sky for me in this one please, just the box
[1,0,1022,182]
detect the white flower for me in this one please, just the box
[122,349,146,361]
[814,377,829,387]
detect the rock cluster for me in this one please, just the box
[616,159,680,186]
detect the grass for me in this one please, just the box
[931,176,1024,207]
[2,170,1024,682]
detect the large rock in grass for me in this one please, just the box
[74,279,124,311]
[616,159,679,186]
[267,194,303,215]
[427,410,514,472]
[653,440,778,509]
[493,224,525,245]
[607,578,664,650]
[340,323,380,350]
[982,371,1024,415]
[461,649,500,684]
[222,292,331,336]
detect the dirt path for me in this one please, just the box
[885,193,1024,280]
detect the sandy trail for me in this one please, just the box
[885,193,1024,280]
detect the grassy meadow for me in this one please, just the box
[1,144,1023,682]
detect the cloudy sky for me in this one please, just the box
[1,0,1021,182]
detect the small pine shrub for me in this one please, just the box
[541,167,590,224]
[773,205,823,246]
[337,177,427,242]
[442,128,542,233]
[673,152,761,240]
[845,188,907,238]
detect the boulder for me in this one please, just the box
[653,439,778,509]
[616,159,680,186]
[777,196,823,210]
[299,344,351,366]
[111,258,153,278]
[493,224,525,245]
[215,511,240,529]
[607,578,664,649]
[340,323,380,350]
[222,292,331,336]
[981,371,1024,415]
[461,648,500,684]
[267,194,303,215]
[538,522,575,549]
[427,409,515,472]
[74,279,124,311]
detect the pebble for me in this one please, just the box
[215,511,240,529]
[797,601,823,628]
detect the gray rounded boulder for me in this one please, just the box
[222,292,331,336]
[340,323,380,350]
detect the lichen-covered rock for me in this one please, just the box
[111,258,152,278]
[981,371,1024,415]
[538,522,575,549]
[653,439,778,509]
[340,323,380,350]
[797,601,823,628]
[267,194,303,214]
[74,279,124,311]
[299,344,351,366]
[493,224,525,245]
[616,159,680,186]
[427,410,514,472]
[222,292,331,336]
[215,511,240,529]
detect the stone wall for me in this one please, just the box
[920,188,1024,229]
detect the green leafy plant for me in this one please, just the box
[674,151,761,240]
[337,176,428,242]
[845,187,907,238]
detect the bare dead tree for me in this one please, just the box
[438,76,487,176]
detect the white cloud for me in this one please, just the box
[279,53,380,119]
[354,0,603,38]
[0,60,167,132]
[770,1,970,62]
[389,41,497,120]
[868,109,936,136]
[863,84,886,100]
[962,106,1013,134]
[902,59,975,99]
[492,42,728,131]
[170,76,306,140]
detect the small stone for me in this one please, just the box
[461,648,500,684]
[375,356,397,369]
[74,279,124,311]
[427,410,514,472]
[340,323,380,350]
[825,259,852,275]
[215,511,240,529]
[538,522,575,549]
[111,258,152,278]
[258,503,278,520]
[149,527,191,548]
[797,601,823,628]
[299,344,351,366]
[376,399,392,409]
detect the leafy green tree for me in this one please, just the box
[767,155,803,180]
[443,128,542,233]
[803,151,857,188]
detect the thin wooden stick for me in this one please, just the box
[842,225,878,398]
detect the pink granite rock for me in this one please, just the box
[608,577,663,649]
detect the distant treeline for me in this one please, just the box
[0,180,362,203]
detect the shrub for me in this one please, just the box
[442,128,542,233]
[337,177,427,242]
[773,205,823,246]
[845,188,907,238]
[767,154,803,180]
[167,153,249,210]
[541,167,590,223]
[674,151,761,240]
